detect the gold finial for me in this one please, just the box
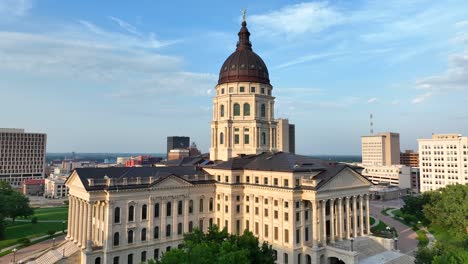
[241,8,247,22]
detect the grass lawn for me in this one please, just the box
[392,209,404,218]
[0,221,66,250]
[32,206,68,221]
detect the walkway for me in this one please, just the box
[369,203,418,253]
[0,235,65,264]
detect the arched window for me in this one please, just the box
[220,105,225,117]
[154,203,160,218]
[220,132,224,145]
[233,103,240,116]
[154,226,159,239]
[141,228,147,241]
[261,104,266,117]
[114,207,120,223]
[95,257,101,264]
[209,198,214,211]
[178,201,183,215]
[166,224,171,237]
[189,221,193,232]
[142,204,147,220]
[243,103,250,116]
[128,205,134,222]
[199,199,204,212]
[189,200,193,214]
[167,202,172,216]
[113,232,119,246]
[261,132,266,145]
[178,223,183,235]
[127,230,134,244]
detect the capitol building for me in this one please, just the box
[63,19,375,264]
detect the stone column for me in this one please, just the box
[352,196,358,238]
[366,195,371,234]
[321,200,327,244]
[86,201,94,251]
[329,198,335,243]
[338,198,343,241]
[161,200,166,240]
[77,199,83,246]
[81,201,87,248]
[66,196,73,239]
[104,202,113,251]
[184,197,189,233]
[172,199,178,236]
[311,200,318,248]
[148,198,154,241]
[345,197,350,240]
[359,195,364,236]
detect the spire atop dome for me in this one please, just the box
[236,12,252,51]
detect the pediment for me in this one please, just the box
[318,167,371,191]
[65,171,86,190]
[151,175,192,189]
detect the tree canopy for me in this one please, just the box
[156,225,275,264]
[0,181,34,238]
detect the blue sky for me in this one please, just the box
[1,0,468,155]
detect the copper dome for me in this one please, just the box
[218,21,270,85]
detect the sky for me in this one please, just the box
[1,0,468,155]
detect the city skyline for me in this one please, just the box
[1,0,468,154]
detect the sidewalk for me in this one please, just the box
[369,203,418,253]
[0,235,65,264]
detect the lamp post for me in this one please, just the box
[12,248,17,264]
[350,237,354,252]
[386,226,391,237]
[62,221,66,234]
[394,237,398,251]
[53,237,56,247]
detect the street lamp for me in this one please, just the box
[53,237,56,247]
[394,237,398,251]
[350,237,354,252]
[12,248,17,264]
[62,221,66,234]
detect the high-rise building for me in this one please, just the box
[361,132,400,166]
[400,150,419,167]
[167,136,190,156]
[418,133,468,192]
[276,119,295,154]
[0,128,47,187]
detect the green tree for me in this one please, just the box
[4,191,33,222]
[156,225,275,264]
[423,184,468,239]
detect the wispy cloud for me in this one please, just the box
[367,97,378,104]
[109,16,142,36]
[411,92,432,104]
[0,0,32,19]
[249,2,344,37]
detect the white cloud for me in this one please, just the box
[0,19,213,97]
[109,16,141,36]
[367,97,377,104]
[0,0,32,18]
[411,92,432,104]
[249,2,344,37]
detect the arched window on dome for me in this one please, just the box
[243,103,250,116]
[220,105,225,117]
[220,132,224,145]
[261,132,267,145]
[233,103,240,116]
[261,104,266,117]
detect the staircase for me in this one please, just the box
[27,241,80,264]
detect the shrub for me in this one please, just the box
[31,216,38,224]
[17,237,31,246]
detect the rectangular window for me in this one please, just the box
[284,212,289,221]
[264,177,268,184]
[274,210,278,219]
[236,176,240,183]
[229,87,233,93]
[245,220,250,231]
[264,224,269,238]
[236,220,240,234]
[244,134,250,144]
[264,208,268,217]
[284,229,289,243]
[246,176,250,183]
[274,227,279,240]
[240,86,245,92]
[236,205,240,213]
[296,229,300,244]
[255,207,259,215]
[284,179,289,187]
[261,87,265,94]
[225,205,228,213]
[255,222,259,235]
[250,87,256,93]
[225,176,229,182]
[246,205,250,213]
[255,177,259,184]
[274,178,278,186]
[234,134,240,144]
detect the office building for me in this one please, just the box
[400,150,419,167]
[361,132,400,166]
[360,165,411,189]
[418,133,468,192]
[0,128,47,187]
[167,137,190,157]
